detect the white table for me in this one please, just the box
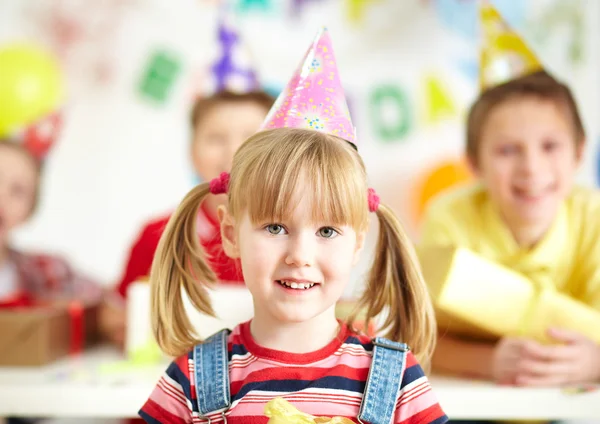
[0,347,599,420]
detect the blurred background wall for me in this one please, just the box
[1,0,598,289]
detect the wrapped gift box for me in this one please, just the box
[0,301,99,366]
[417,246,600,344]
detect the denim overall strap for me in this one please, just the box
[193,329,231,416]
[358,337,409,424]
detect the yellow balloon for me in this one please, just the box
[0,43,64,138]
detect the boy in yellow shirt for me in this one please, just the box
[419,2,600,390]
[421,69,600,386]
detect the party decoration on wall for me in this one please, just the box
[422,74,457,125]
[263,83,283,99]
[346,0,382,24]
[432,0,478,39]
[138,49,182,103]
[231,0,323,17]
[0,44,64,141]
[412,159,473,221]
[480,2,543,90]
[369,71,463,143]
[290,0,321,16]
[236,0,273,13]
[529,0,584,66]
[185,67,209,104]
[32,0,137,88]
[31,1,84,61]
[431,0,525,41]
[369,84,411,142]
[211,15,260,93]
[457,58,479,85]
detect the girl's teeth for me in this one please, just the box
[279,280,315,290]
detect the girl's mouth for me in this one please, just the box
[276,280,317,290]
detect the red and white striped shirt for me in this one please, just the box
[140,321,447,424]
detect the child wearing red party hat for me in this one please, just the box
[0,44,102,309]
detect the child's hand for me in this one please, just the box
[514,328,600,386]
[491,337,529,384]
[98,293,126,349]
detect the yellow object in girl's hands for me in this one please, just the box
[264,398,355,424]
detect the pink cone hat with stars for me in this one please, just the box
[261,27,356,146]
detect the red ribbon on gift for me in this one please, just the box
[68,301,85,355]
[0,292,34,309]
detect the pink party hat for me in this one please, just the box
[261,28,356,146]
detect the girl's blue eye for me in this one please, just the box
[318,227,338,239]
[266,224,286,235]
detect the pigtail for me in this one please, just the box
[351,203,436,370]
[150,183,217,357]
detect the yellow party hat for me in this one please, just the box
[480,1,543,90]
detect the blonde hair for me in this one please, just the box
[151,128,436,368]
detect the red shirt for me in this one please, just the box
[116,205,244,298]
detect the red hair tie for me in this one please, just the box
[209,172,230,195]
[368,188,380,213]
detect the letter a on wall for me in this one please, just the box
[423,74,457,125]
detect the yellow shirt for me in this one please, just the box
[420,184,600,314]
[417,184,595,424]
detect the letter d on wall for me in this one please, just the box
[369,84,411,143]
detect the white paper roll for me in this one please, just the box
[125,281,153,359]
[125,281,254,359]
[184,285,254,340]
